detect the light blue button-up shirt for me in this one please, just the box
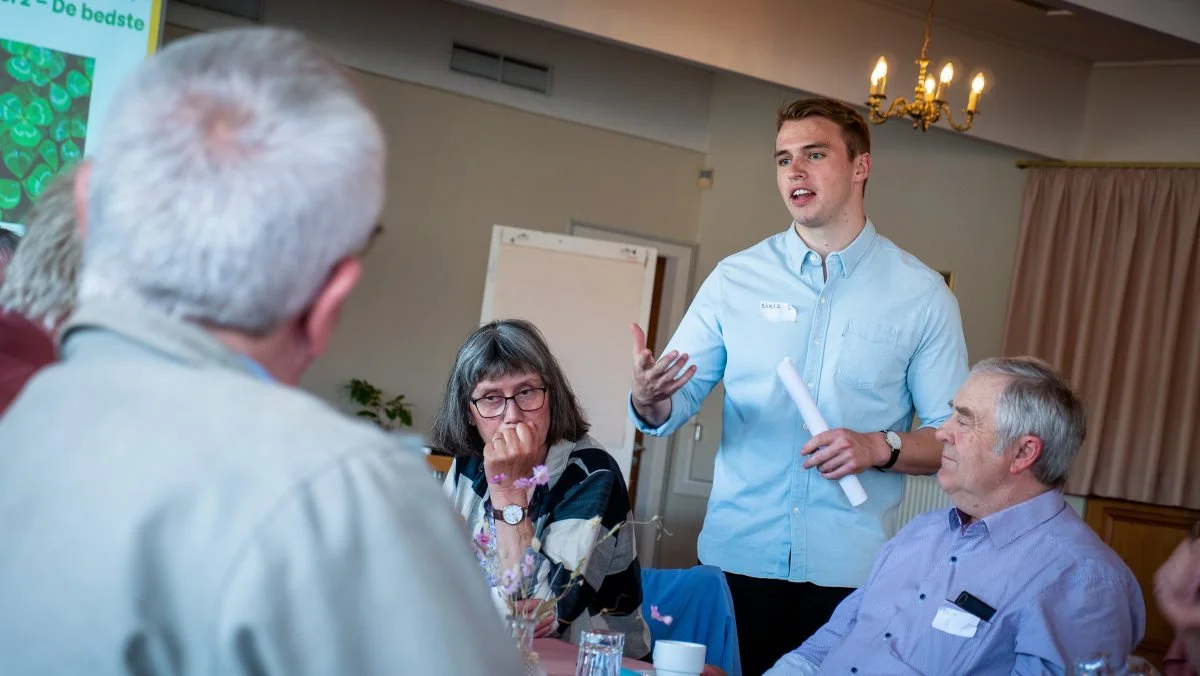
[630,222,968,587]
[767,490,1146,675]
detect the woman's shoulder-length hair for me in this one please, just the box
[431,318,590,458]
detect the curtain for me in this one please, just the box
[1001,167,1200,509]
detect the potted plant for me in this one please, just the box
[344,378,413,431]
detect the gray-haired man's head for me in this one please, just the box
[76,27,386,382]
[0,166,82,331]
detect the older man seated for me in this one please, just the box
[767,357,1145,675]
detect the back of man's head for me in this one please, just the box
[80,27,385,335]
[0,167,81,331]
[0,228,19,284]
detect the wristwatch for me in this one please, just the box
[875,430,902,471]
[493,503,527,525]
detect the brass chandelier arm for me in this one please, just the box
[940,102,976,132]
[867,97,911,125]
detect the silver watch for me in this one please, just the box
[494,503,526,525]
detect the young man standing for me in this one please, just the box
[629,98,969,674]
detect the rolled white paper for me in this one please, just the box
[777,357,869,507]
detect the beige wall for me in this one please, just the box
[1080,64,1200,162]
[300,69,706,427]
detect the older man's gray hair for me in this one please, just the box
[0,227,18,279]
[0,167,82,330]
[81,27,385,333]
[971,356,1087,488]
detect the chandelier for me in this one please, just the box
[866,0,986,132]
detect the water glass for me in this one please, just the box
[575,629,624,676]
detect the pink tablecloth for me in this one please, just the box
[533,637,652,675]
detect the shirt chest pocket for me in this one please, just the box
[913,609,995,673]
[835,320,900,389]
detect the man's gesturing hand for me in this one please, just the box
[630,323,696,426]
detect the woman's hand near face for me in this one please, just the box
[484,421,541,493]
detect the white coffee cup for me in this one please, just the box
[652,640,706,675]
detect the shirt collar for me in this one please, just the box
[60,298,267,381]
[947,489,1067,549]
[783,219,878,278]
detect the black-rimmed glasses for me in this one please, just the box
[471,387,547,419]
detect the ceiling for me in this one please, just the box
[868,0,1200,63]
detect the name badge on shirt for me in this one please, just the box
[932,605,980,638]
[759,301,797,323]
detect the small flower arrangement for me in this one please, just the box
[472,465,672,638]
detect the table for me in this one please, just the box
[534,637,653,675]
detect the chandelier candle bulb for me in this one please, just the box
[935,63,953,101]
[776,358,869,508]
[968,73,985,113]
[870,57,888,97]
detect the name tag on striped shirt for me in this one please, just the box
[759,301,797,322]
[932,605,980,638]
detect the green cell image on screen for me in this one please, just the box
[0,39,94,225]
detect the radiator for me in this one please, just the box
[896,474,953,529]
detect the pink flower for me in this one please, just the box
[521,553,536,578]
[650,605,673,626]
[474,532,492,550]
[513,465,551,489]
[500,567,521,596]
[489,473,507,485]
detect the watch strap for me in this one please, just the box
[874,432,901,471]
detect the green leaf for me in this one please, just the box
[0,179,20,210]
[398,408,413,427]
[26,47,53,70]
[60,139,81,163]
[30,70,50,88]
[22,163,54,200]
[355,410,381,421]
[24,97,52,127]
[48,83,71,113]
[65,70,91,98]
[0,93,23,124]
[46,53,66,80]
[10,120,41,148]
[0,40,19,55]
[37,139,58,171]
[82,57,94,81]
[2,147,34,178]
[50,118,70,143]
[6,56,33,83]
[69,116,87,139]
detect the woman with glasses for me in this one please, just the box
[433,319,651,659]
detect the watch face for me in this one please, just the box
[501,504,524,525]
[886,431,902,449]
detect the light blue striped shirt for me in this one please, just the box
[631,222,968,587]
[767,490,1146,675]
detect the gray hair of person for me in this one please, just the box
[0,166,82,329]
[0,227,18,271]
[431,319,590,458]
[79,27,385,334]
[971,356,1087,487]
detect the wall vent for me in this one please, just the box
[450,43,552,94]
